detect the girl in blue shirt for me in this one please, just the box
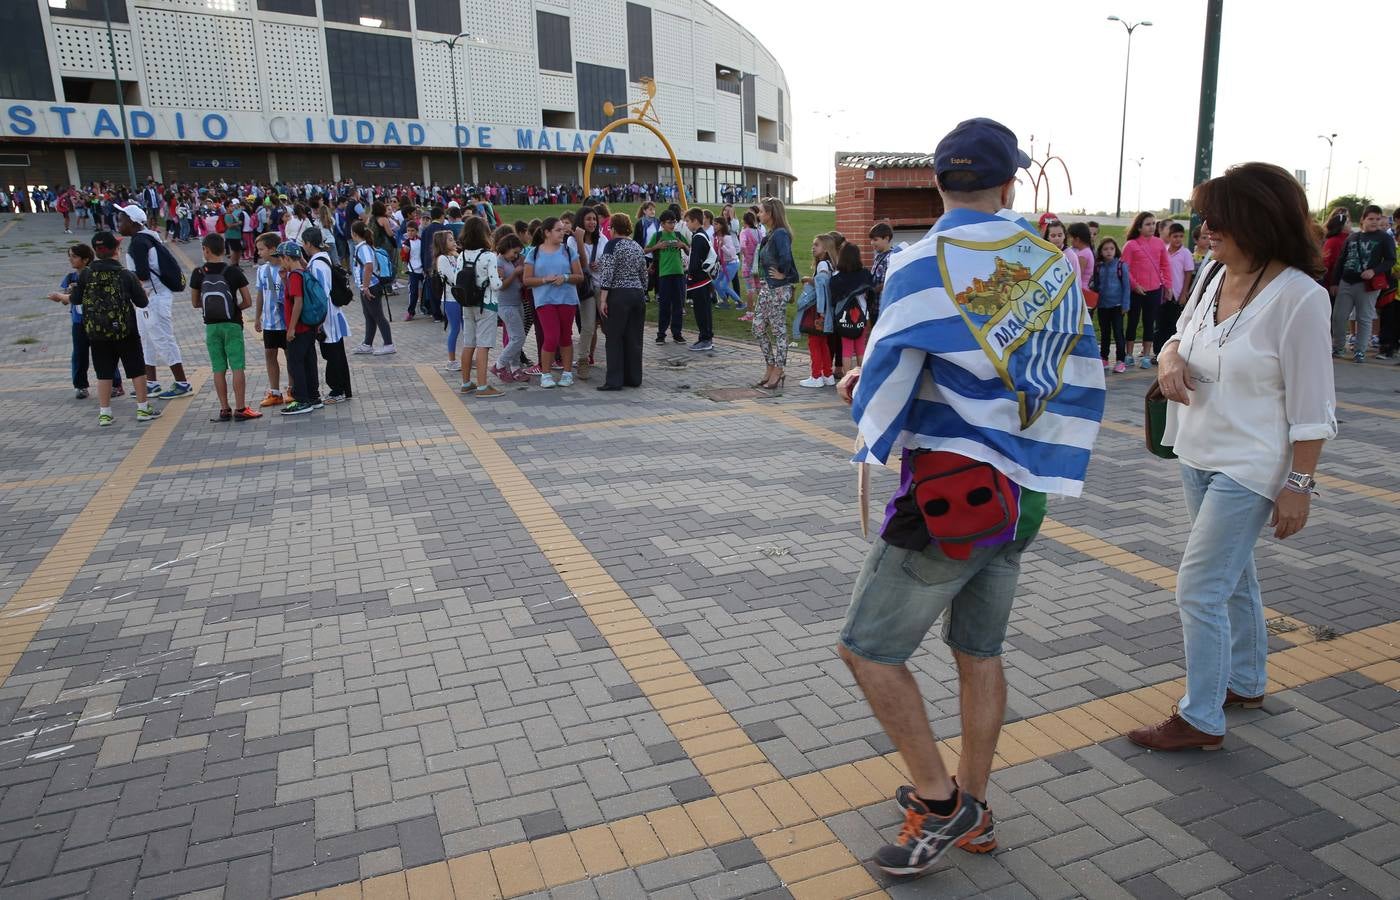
[1092,238,1132,372]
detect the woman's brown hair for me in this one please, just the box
[1190,162,1323,276]
[609,213,633,237]
[458,216,492,252]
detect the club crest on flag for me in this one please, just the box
[935,231,1083,429]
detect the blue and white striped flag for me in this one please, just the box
[852,208,1105,497]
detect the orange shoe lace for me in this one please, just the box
[895,806,928,846]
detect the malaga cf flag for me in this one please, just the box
[851,208,1105,497]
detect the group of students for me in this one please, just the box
[791,225,893,389]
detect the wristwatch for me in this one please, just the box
[1285,471,1317,494]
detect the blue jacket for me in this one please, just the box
[758,228,799,288]
[1093,258,1132,310]
[792,265,833,338]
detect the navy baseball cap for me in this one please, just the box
[934,118,1031,191]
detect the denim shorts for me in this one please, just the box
[840,537,1030,664]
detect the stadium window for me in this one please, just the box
[536,11,572,74]
[414,0,459,35]
[625,3,653,82]
[256,0,316,14]
[323,0,409,31]
[325,28,418,118]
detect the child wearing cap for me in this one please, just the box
[116,204,191,400]
[276,241,321,415]
[190,233,260,422]
[68,231,160,426]
[645,210,686,344]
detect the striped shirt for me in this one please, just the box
[257,261,286,331]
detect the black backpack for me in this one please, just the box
[128,231,186,293]
[317,255,353,307]
[198,265,238,324]
[453,251,487,307]
[834,288,869,340]
[81,265,138,342]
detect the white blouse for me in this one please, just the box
[1163,263,1337,498]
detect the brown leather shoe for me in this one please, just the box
[1127,714,1224,751]
[1224,689,1264,709]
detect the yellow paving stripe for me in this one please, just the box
[751,404,1317,645]
[291,622,1399,900]
[1339,399,1400,418]
[415,367,887,899]
[0,374,206,681]
[0,219,19,243]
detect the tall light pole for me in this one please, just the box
[1317,133,1336,210]
[102,0,137,191]
[1133,157,1145,213]
[1107,15,1151,218]
[718,68,746,203]
[433,32,477,189]
[1355,160,1368,197]
[811,109,846,205]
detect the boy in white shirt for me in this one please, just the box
[404,221,424,321]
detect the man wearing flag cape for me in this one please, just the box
[836,118,1105,878]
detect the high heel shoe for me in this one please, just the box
[760,375,786,391]
[752,374,772,388]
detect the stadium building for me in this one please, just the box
[0,0,794,203]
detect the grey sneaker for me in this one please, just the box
[875,790,985,877]
[896,785,995,854]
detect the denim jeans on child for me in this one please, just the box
[1175,464,1275,736]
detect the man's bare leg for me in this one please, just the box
[953,650,1007,802]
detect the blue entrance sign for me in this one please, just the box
[494,162,526,173]
[190,158,241,169]
[361,159,403,170]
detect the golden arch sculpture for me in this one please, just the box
[584,78,689,209]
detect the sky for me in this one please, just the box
[709,0,1396,214]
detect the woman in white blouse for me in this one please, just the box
[1130,163,1337,753]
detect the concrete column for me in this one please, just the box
[422,154,431,187]
[148,150,161,182]
[576,159,583,185]
[331,153,341,182]
[267,152,279,184]
[540,159,548,188]
[629,162,636,182]
[470,156,479,184]
[64,148,80,188]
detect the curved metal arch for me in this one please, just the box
[584,118,689,210]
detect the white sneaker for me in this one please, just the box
[798,376,825,388]
[539,373,557,388]
[372,344,397,355]
[559,372,574,387]
[352,344,374,355]
[444,360,461,371]
[822,375,837,386]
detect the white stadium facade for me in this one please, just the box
[0,0,794,203]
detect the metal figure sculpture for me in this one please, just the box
[1024,144,1073,215]
[584,78,689,208]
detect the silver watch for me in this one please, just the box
[1285,471,1317,493]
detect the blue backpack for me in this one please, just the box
[298,270,329,326]
[373,246,394,280]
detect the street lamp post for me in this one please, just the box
[718,68,746,204]
[1107,15,1152,218]
[433,32,476,190]
[102,0,138,191]
[1133,157,1145,214]
[1317,133,1336,210]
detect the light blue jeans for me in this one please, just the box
[714,260,743,307]
[1176,464,1274,735]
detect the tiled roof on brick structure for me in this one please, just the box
[836,152,936,169]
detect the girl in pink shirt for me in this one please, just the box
[1121,211,1173,367]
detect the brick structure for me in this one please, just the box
[834,152,945,262]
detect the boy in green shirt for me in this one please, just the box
[645,210,686,343]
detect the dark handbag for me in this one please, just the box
[798,304,821,335]
[1144,380,1177,460]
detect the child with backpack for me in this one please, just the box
[67,231,160,426]
[1092,238,1132,373]
[116,204,191,399]
[350,220,395,355]
[682,207,717,351]
[275,241,323,415]
[48,242,122,399]
[830,242,874,368]
[302,227,352,403]
[645,210,687,344]
[456,217,504,398]
[190,234,260,421]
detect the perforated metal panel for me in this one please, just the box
[135,7,261,110]
[465,0,533,54]
[652,11,690,83]
[468,48,539,127]
[652,80,692,143]
[136,0,253,12]
[573,0,625,66]
[690,21,712,91]
[538,72,574,112]
[53,23,137,79]
[258,21,325,113]
[415,40,468,121]
[693,100,713,132]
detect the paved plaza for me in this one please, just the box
[0,212,1398,900]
